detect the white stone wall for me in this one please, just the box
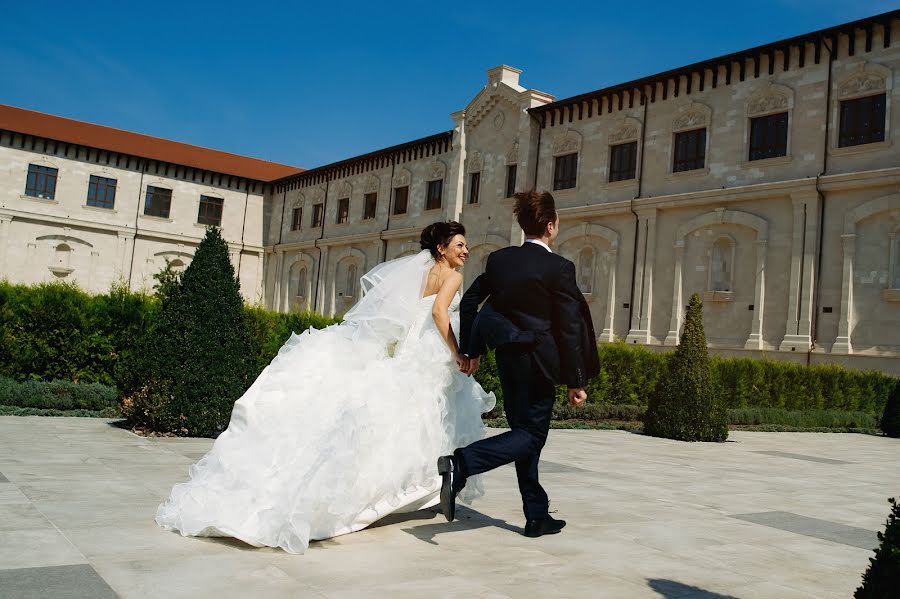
[0,132,267,301]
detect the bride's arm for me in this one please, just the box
[431,270,464,359]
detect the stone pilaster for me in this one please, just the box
[664,240,685,346]
[780,193,819,352]
[832,233,856,354]
[744,239,768,350]
[626,208,657,344]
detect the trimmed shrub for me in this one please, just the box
[881,383,900,438]
[644,293,728,442]
[0,375,118,411]
[855,497,900,598]
[123,228,258,437]
[0,280,155,386]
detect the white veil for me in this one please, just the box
[342,250,435,346]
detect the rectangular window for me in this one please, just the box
[468,172,480,205]
[839,93,887,148]
[336,198,349,224]
[673,128,707,172]
[86,174,116,209]
[363,192,377,219]
[144,185,172,218]
[197,195,223,226]
[553,153,578,190]
[312,203,324,227]
[505,164,517,198]
[749,112,789,161]
[426,179,442,210]
[25,164,58,200]
[291,207,302,231]
[393,186,408,215]
[608,142,637,182]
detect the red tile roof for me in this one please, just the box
[0,104,303,182]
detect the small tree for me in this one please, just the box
[855,497,900,598]
[881,383,900,438]
[122,227,257,436]
[644,293,728,442]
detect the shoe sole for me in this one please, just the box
[524,528,563,538]
[437,456,455,522]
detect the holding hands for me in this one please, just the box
[455,354,480,376]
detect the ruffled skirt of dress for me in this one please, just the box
[155,315,495,554]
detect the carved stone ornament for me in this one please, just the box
[673,110,708,131]
[428,160,446,180]
[609,125,638,144]
[339,181,352,198]
[506,142,519,165]
[310,187,326,203]
[392,168,411,188]
[364,175,379,194]
[748,93,789,116]
[838,73,887,100]
[493,110,506,131]
[468,151,483,173]
[552,129,582,155]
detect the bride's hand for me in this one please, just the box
[465,356,480,376]
[455,353,470,373]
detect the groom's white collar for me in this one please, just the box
[525,239,552,253]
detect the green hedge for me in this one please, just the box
[0,280,338,390]
[0,281,156,386]
[475,342,897,417]
[0,375,118,411]
[2,281,896,422]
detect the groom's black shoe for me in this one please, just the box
[437,455,458,522]
[524,515,566,538]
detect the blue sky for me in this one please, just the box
[2,1,896,170]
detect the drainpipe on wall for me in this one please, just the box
[809,36,835,367]
[313,177,330,313]
[627,89,650,334]
[380,160,397,263]
[126,159,147,288]
[236,183,250,277]
[529,113,542,190]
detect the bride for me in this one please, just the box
[155,221,495,554]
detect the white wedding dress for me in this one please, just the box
[155,251,495,554]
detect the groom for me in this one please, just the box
[438,190,599,538]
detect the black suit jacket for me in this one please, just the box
[460,242,600,389]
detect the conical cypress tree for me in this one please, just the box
[880,383,900,438]
[855,497,900,598]
[644,293,728,442]
[140,227,257,437]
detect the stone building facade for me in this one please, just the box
[2,11,900,373]
[0,105,300,301]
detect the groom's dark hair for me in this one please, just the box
[513,190,557,237]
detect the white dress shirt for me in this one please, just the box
[525,238,552,253]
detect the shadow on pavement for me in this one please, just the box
[647,578,739,598]
[400,505,522,545]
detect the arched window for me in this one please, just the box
[297,267,307,300]
[577,247,595,294]
[346,264,358,300]
[709,237,734,292]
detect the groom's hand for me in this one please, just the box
[567,387,587,408]
[464,356,480,376]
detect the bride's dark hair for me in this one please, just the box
[419,221,466,259]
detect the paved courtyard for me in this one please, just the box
[0,416,896,598]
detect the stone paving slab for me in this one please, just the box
[0,416,896,598]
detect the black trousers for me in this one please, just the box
[457,348,555,520]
